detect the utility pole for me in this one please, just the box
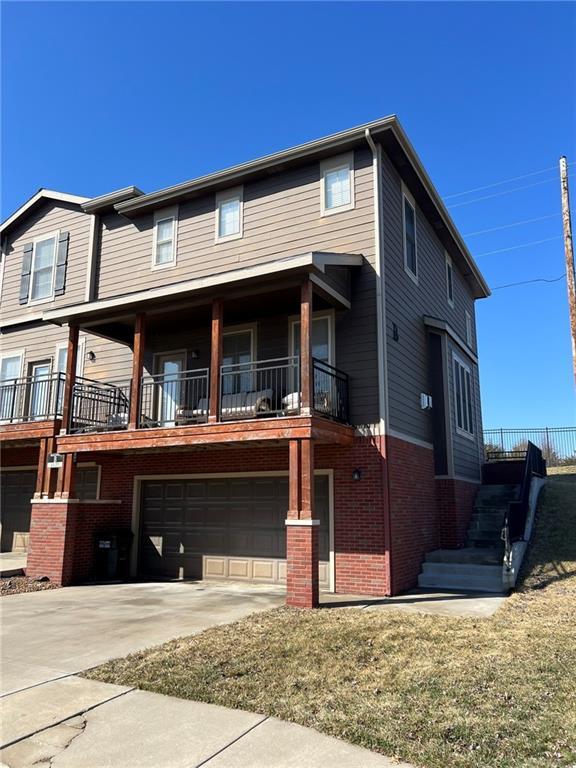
[560,156,576,387]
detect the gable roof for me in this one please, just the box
[0,189,89,237]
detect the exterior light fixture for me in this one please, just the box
[87,351,96,363]
[352,468,362,481]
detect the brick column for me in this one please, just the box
[27,501,79,585]
[286,438,319,608]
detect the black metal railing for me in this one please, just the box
[312,358,349,423]
[484,427,576,469]
[139,368,209,428]
[69,377,132,433]
[220,357,299,421]
[504,441,547,544]
[0,373,66,423]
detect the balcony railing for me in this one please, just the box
[0,373,66,424]
[69,377,132,434]
[220,356,299,421]
[66,357,351,434]
[140,369,209,428]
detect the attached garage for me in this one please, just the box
[0,470,36,552]
[138,474,331,588]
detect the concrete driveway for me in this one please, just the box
[0,581,411,767]
[1,580,284,695]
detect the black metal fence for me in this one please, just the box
[70,377,132,433]
[0,373,66,423]
[140,369,209,427]
[313,359,349,423]
[483,427,576,468]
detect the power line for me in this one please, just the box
[444,164,559,199]
[474,235,563,258]
[493,274,566,290]
[463,213,559,237]
[448,178,558,209]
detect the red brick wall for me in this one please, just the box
[77,438,391,596]
[286,524,319,608]
[436,478,479,549]
[386,435,438,594]
[27,502,75,584]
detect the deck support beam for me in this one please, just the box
[129,313,146,430]
[300,279,313,415]
[209,298,223,422]
[60,325,79,433]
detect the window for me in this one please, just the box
[30,235,57,301]
[446,253,454,307]
[75,466,100,500]
[222,328,254,394]
[402,189,418,281]
[0,354,23,421]
[453,355,474,437]
[28,361,51,420]
[321,154,354,215]
[465,311,473,347]
[216,188,243,242]
[152,207,177,268]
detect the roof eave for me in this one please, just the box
[82,186,145,214]
[1,189,90,236]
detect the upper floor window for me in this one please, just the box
[152,207,178,268]
[402,187,418,282]
[465,310,473,347]
[321,154,354,216]
[453,354,474,438]
[445,252,454,307]
[30,235,57,301]
[216,188,243,242]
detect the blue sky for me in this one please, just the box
[2,1,575,428]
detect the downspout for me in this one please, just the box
[365,128,394,595]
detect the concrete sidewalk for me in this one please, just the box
[0,676,412,767]
[0,552,26,578]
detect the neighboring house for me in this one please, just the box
[0,116,490,607]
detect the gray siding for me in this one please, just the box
[381,151,482,478]
[1,202,90,324]
[96,149,380,426]
[0,324,133,384]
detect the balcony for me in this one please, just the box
[0,372,67,443]
[68,357,349,434]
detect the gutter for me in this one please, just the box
[365,128,394,597]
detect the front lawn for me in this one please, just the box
[87,475,576,768]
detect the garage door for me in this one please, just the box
[139,475,330,586]
[0,471,36,552]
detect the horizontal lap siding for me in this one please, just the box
[1,202,90,324]
[97,149,379,426]
[381,152,482,479]
[0,324,133,383]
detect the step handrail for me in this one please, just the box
[502,441,547,567]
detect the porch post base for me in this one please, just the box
[285,521,319,609]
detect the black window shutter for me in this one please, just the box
[54,231,69,296]
[19,243,34,304]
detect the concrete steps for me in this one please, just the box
[416,483,518,593]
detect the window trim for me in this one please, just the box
[151,206,178,270]
[289,310,335,366]
[55,337,86,378]
[465,310,473,347]
[222,323,256,362]
[401,185,418,284]
[445,252,455,307]
[453,352,475,440]
[215,187,244,243]
[320,153,355,217]
[0,351,24,382]
[28,231,59,305]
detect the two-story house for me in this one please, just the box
[0,116,490,607]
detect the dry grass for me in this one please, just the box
[87,475,576,768]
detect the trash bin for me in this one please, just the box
[94,530,133,580]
